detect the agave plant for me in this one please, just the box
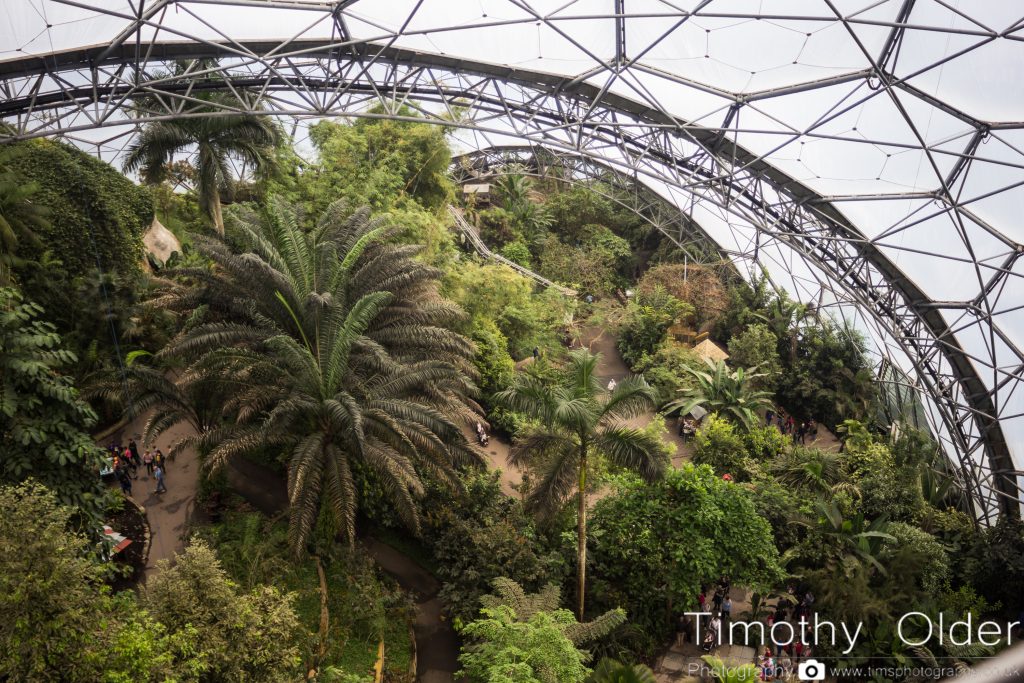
[156,198,484,554]
[662,358,773,432]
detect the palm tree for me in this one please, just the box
[662,358,773,432]
[494,170,552,243]
[156,198,483,554]
[0,147,47,282]
[123,95,282,235]
[84,356,227,460]
[769,447,859,499]
[494,350,668,618]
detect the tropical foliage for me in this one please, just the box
[495,349,668,618]
[589,465,783,656]
[0,481,299,682]
[662,358,773,431]
[0,288,108,522]
[0,146,46,281]
[154,198,482,554]
[459,578,626,683]
[124,94,282,235]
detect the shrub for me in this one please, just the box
[471,318,516,397]
[0,482,201,682]
[744,425,788,461]
[886,522,951,595]
[617,287,692,369]
[421,472,567,624]
[0,288,108,522]
[501,239,533,268]
[726,323,781,388]
[143,540,302,682]
[589,465,783,658]
[691,414,751,479]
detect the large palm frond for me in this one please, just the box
[158,198,482,555]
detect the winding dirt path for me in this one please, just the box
[100,415,200,579]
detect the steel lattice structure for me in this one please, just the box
[1,1,1022,520]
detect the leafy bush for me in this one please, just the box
[471,318,516,397]
[501,239,534,268]
[478,207,519,247]
[143,540,301,682]
[537,235,621,296]
[589,465,783,657]
[617,287,692,368]
[7,137,150,284]
[691,414,751,479]
[0,288,108,522]
[630,343,703,402]
[0,482,201,682]
[634,263,730,331]
[421,472,567,624]
[726,323,781,388]
[886,522,951,594]
[304,115,453,213]
[444,261,573,359]
[196,512,414,677]
[459,606,591,683]
[744,425,788,461]
[459,578,627,683]
[777,321,876,429]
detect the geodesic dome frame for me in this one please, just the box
[1,1,1022,521]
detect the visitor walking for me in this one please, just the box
[154,449,166,473]
[722,596,733,620]
[116,465,132,497]
[607,378,617,392]
[532,346,540,361]
[143,450,154,476]
[712,588,724,613]
[765,409,774,426]
[153,464,167,494]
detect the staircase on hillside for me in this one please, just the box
[446,205,577,297]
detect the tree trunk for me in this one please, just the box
[210,190,225,237]
[577,449,588,621]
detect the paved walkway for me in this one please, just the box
[101,415,200,580]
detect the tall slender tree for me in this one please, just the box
[494,350,667,618]
[123,95,282,235]
[155,198,483,554]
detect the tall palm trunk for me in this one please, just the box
[210,190,224,236]
[577,444,588,620]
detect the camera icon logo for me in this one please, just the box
[798,658,826,680]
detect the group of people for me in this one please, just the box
[764,409,818,445]
[108,437,168,497]
[756,586,817,680]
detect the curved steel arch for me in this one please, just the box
[0,35,1019,519]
